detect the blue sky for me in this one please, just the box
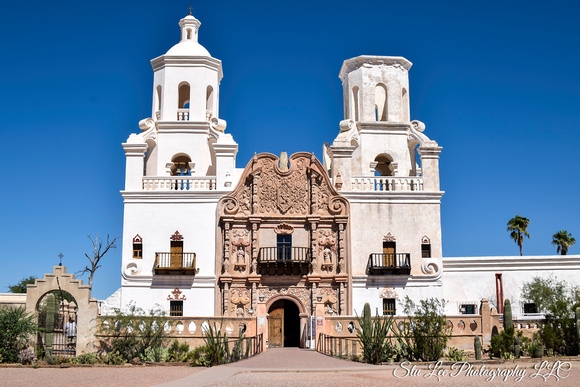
[1,1,579,300]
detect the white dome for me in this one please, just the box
[165,40,211,57]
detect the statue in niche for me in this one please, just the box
[231,229,250,272]
[318,229,337,272]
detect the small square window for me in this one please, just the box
[133,243,143,259]
[460,304,476,314]
[383,298,396,315]
[523,303,537,314]
[170,300,183,317]
[421,244,431,258]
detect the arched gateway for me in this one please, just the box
[216,152,351,348]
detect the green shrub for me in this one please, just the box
[168,340,191,362]
[71,353,99,365]
[189,345,211,367]
[446,346,467,362]
[490,325,515,358]
[202,323,227,366]
[355,304,396,364]
[99,304,168,362]
[0,306,37,363]
[142,347,168,362]
[403,297,451,361]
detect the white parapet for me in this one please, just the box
[142,176,216,191]
[350,176,423,192]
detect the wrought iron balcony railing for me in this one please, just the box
[154,252,197,275]
[258,247,311,263]
[367,253,411,275]
[257,247,311,275]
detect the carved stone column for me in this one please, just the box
[311,282,317,315]
[223,282,230,316]
[337,223,345,274]
[310,221,318,274]
[339,282,345,315]
[252,174,260,214]
[250,219,260,274]
[223,222,231,274]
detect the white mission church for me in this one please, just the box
[114,13,580,347]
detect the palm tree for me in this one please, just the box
[507,215,530,256]
[551,230,576,255]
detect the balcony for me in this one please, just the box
[258,247,311,275]
[367,253,411,275]
[351,176,423,192]
[177,109,189,121]
[143,176,216,191]
[154,252,197,275]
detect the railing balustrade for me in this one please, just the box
[142,176,216,191]
[351,176,423,192]
[367,253,411,274]
[258,247,311,263]
[155,252,196,274]
[177,109,189,121]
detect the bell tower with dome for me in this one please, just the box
[119,13,242,316]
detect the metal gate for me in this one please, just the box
[37,300,77,358]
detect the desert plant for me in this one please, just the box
[168,340,191,362]
[503,299,513,330]
[202,322,228,366]
[403,297,451,361]
[474,336,482,360]
[446,346,466,361]
[18,348,37,365]
[355,303,396,364]
[99,303,168,362]
[490,325,515,358]
[71,352,99,365]
[189,345,211,367]
[143,347,168,362]
[0,306,37,363]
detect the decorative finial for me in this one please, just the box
[58,252,64,266]
[187,4,194,15]
[279,151,289,172]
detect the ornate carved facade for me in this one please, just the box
[217,152,350,317]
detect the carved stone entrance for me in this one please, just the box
[268,299,300,347]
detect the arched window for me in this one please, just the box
[153,85,162,120]
[178,83,190,121]
[133,235,143,259]
[351,86,359,121]
[170,154,192,176]
[374,154,394,176]
[206,86,214,119]
[421,236,431,258]
[374,84,387,121]
[402,87,409,121]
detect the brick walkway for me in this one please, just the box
[156,348,580,387]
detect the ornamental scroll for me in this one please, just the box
[218,152,349,218]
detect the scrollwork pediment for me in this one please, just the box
[218,152,349,218]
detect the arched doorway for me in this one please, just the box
[36,290,78,358]
[268,299,300,347]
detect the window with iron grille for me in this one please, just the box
[523,302,537,314]
[383,298,396,315]
[170,300,183,316]
[421,243,431,258]
[460,304,476,314]
[277,234,292,260]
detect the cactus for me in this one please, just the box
[514,335,521,359]
[44,293,57,359]
[362,303,371,334]
[576,306,580,353]
[474,336,482,360]
[503,299,513,330]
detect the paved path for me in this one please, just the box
[156,348,376,387]
[156,349,580,387]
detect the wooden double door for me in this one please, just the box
[267,299,300,347]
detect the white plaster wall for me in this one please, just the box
[155,126,215,176]
[358,127,412,177]
[153,65,220,122]
[346,197,443,276]
[352,279,444,316]
[121,284,214,316]
[441,255,580,316]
